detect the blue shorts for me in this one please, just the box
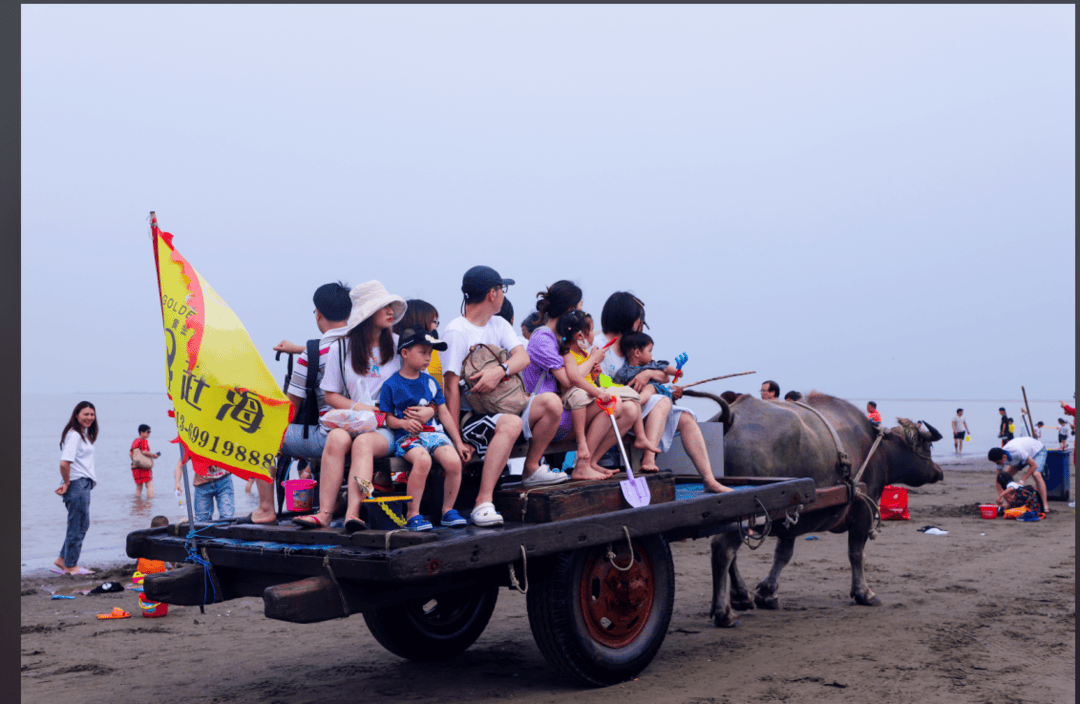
[394,431,452,458]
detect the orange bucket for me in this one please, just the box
[979,504,998,519]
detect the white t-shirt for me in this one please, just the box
[951,415,968,434]
[60,429,96,483]
[320,334,401,407]
[442,314,524,411]
[1002,436,1045,466]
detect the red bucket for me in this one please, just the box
[284,479,316,513]
[979,504,998,519]
[139,593,168,618]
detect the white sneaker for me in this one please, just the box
[470,502,504,527]
[522,464,570,487]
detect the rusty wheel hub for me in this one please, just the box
[579,541,655,648]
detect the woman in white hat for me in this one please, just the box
[293,281,420,529]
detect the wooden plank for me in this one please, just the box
[166,520,438,549]
[494,472,675,523]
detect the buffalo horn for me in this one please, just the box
[919,421,943,442]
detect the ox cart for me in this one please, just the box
[127,462,815,686]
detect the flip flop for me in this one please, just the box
[96,607,131,620]
[66,567,96,576]
[344,518,367,533]
[291,514,327,529]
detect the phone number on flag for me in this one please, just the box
[177,414,277,469]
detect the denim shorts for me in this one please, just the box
[280,423,329,460]
[193,476,235,522]
[393,431,452,458]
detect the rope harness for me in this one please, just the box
[508,545,529,593]
[605,527,636,572]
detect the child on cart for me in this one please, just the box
[611,332,682,404]
[558,312,659,472]
[378,326,473,532]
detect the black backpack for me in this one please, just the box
[289,339,322,439]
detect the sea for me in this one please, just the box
[21,392,1073,575]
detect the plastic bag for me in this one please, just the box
[320,409,378,436]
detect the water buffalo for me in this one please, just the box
[706,391,944,627]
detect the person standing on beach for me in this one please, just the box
[998,407,1013,446]
[866,401,882,427]
[951,409,969,457]
[55,401,98,576]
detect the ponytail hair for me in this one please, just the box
[555,310,590,356]
[535,280,582,322]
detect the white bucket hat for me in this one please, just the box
[344,281,407,334]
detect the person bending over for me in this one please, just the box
[988,436,1050,513]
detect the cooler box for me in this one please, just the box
[656,420,724,478]
[1043,450,1070,501]
[879,485,909,520]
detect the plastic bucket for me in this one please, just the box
[362,496,412,530]
[979,504,997,519]
[284,479,316,513]
[139,593,168,618]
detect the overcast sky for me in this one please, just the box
[21,5,1074,401]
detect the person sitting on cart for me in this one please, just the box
[379,326,473,532]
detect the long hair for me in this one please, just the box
[348,317,395,376]
[393,299,438,336]
[347,315,395,375]
[60,401,98,448]
[535,280,582,322]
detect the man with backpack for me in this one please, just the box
[273,281,352,460]
[441,266,529,527]
[244,282,351,525]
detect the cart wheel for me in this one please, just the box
[361,583,499,662]
[527,534,674,686]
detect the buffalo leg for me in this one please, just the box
[728,555,754,611]
[709,532,743,627]
[754,536,795,610]
[847,502,881,606]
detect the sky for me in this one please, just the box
[21,5,1075,401]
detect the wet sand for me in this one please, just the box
[21,458,1075,704]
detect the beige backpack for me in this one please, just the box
[460,344,545,416]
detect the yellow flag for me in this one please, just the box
[151,214,292,482]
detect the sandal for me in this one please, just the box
[344,518,367,533]
[291,514,328,529]
[97,607,131,620]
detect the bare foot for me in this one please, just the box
[639,460,659,473]
[591,465,618,478]
[54,557,66,570]
[633,437,662,455]
[575,443,592,466]
[250,507,278,524]
[705,480,734,494]
[571,467,610,481]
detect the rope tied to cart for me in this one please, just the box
[605,527,636,572]
[739,498,772,549]
[182,521,230,607]
[508,546,529,594]
[322,552,351,617]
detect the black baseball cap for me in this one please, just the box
[462,265,515,300]
[397,325,448,353]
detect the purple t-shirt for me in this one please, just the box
[522,327,563,395]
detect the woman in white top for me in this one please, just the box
[293,282,417,531]
[55,401,99,575]
[598,292,729,494]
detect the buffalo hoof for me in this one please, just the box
[754,593,780,610]
[713,611,742,628]
[853,592,881,607]
[730,593,755,611]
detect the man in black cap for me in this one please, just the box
[243,282,351,525]
[441,266,527,528]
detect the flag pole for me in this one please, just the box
[152,211,198,529]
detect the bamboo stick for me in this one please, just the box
[679,371,756,389]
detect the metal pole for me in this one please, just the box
[1022,386,1035,441]
[180,446,197,527]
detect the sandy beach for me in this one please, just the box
[21,457,1075,704]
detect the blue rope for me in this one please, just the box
[182,522,231,605]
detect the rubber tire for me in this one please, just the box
[361,583,499,662]
[526,534,675,686]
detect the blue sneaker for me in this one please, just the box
[440,509,468,527]
[405,515,433,532]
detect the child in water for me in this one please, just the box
[558,313,660,471]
